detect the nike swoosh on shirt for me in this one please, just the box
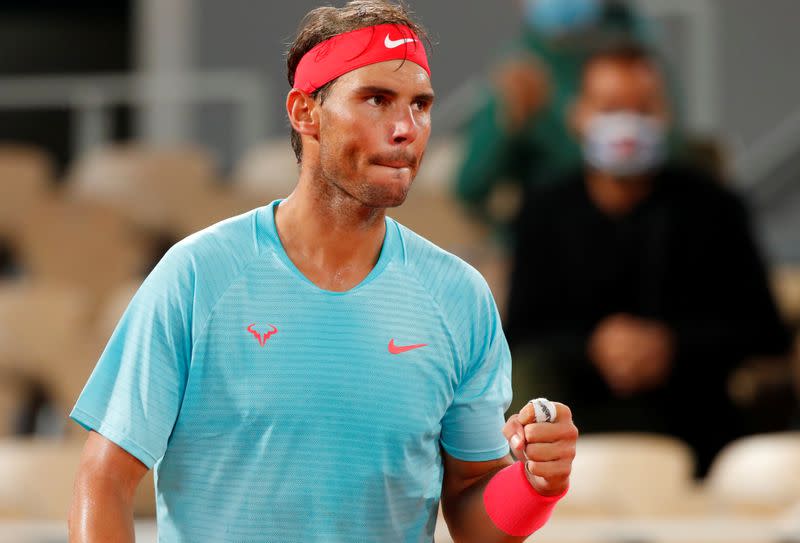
[384,35,416,49]
[388,339,428,354]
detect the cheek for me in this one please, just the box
[341,140,361,174]
[319,125,362,176]
[418,121,432,146]
[342,125,384,168]
[323,109,373,151]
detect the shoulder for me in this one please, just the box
[659,164,748,220]
[390,219,506,369]
[163,207,261,272]
[174,207,261,262]
[144,208,263,299]
[391,219,496,311]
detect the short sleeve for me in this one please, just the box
[70,244,194,469]
[440,287,512,462]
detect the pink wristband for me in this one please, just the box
[483,461,567,536]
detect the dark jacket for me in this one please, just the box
[505,164,792,475]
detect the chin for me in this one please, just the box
[361,187,410,208]
[349,168,411,206]
[358,179,413,208]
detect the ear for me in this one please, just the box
[286,89,319,138]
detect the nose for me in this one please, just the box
[390,106,420,145]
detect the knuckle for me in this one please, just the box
[559,403,573,421]
[562,425,579,442]
[555,423,578,442]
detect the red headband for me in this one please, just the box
[293,24,430,93]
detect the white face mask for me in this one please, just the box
[583,111,667,178]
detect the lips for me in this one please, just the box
[371,153,417,170]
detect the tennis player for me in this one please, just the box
[69,2,577,541]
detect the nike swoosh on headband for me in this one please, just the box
[385,34,416,49]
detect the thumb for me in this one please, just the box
[503,415,528,462]
[510,432,527,462]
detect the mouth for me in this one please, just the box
[373,162,414,170]
[371,152,417,171]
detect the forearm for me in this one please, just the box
[442,457,528,543]
[69,473,136,543]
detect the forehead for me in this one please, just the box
[332,60,433,94]
[583,59,664,97]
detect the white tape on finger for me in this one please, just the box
[529,398,557,424]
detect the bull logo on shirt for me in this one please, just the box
[246,323,278,347]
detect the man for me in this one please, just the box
[69,2,577,541]
[454,0,681,243]
[505,42,790,476]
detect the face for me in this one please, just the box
[312,59,434,208]
[574,58,670,137]
[572,58,671,177]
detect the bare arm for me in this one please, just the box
[69,431,149,543]
[441,451,527,543]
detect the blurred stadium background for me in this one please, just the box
[0,0,799,541]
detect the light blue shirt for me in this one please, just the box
[71,199,512,542]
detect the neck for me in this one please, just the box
[274,155,386,290]
[585,168,655,217]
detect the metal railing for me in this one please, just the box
[0,70,270,159]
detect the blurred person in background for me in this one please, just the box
[455,0,683,242]
[504,42,792,477]
[68,1,578,541]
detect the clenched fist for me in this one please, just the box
[502,401,578,496]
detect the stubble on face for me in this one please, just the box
[316,129,420,211]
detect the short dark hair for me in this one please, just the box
[581,40,662,89]
[285,0,429,163]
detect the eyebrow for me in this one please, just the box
[355,85,436,103]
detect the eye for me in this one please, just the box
[413,99,431,111]
[367,95,387,106]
